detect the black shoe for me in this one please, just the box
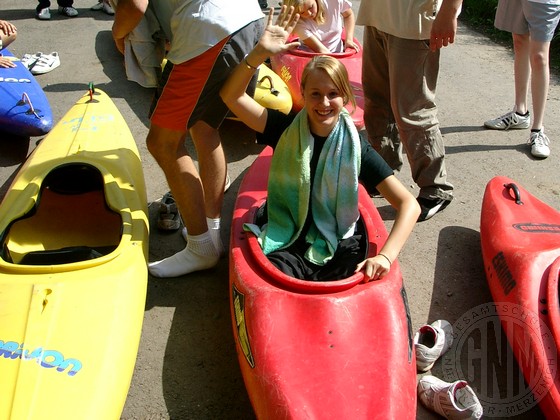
[417,197,452,222]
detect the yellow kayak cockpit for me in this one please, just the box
[0,163,122,265]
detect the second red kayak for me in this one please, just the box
[481,176,560,418]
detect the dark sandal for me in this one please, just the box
[157,191,181,230]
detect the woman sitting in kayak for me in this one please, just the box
[221,6,420,282]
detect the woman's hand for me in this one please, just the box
[355,254,391,282]
[0,56,16,68]
[254,6,300,59]
[0,20,17,37]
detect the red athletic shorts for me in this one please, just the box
[150,37,229,131]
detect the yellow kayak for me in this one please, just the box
[252,64,292,115]
[0,87,149,420]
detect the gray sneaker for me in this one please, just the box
[484,110,530,130]
[529,130,550,158]
[36,7,51,20]
[418,376,483,419]
[58,6,79,17]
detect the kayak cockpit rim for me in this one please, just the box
[0,162,130,268]
[243,197,381,294]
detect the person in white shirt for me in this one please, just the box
[113,0,264,278]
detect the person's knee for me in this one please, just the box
[190,121,221,151]
[146,128,186,163]
[530,48,549,70]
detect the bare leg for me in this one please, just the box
[189,120,227,219]
[512,33,530,115]
[146,123,219,277]
[528,38,551,130]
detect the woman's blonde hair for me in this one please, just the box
[283,0,326,25]
[301,55,356,110]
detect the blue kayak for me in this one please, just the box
[0,48,53,137]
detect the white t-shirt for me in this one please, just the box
[294,0,352,53]
[151,0,264,64]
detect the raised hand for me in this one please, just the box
[258,6,300,57]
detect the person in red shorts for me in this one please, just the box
[112,0,264,277]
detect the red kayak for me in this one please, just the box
[269,38,364,130]
[480,176,560,418]
[229,147,416,419]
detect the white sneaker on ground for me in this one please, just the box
[30,52,60,75]
[484,109,530,130]
[414,319,454,372]
[418,376,483,419]
[58,6,79,17]
[21,53,42,70]
[91,1,114,14]
[36,8,51,20]
[529,129,550,159]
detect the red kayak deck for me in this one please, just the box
[229,147,416,419]
[270,38,364,130]
[481,176,560,418]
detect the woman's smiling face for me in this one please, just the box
[302,69,345,137]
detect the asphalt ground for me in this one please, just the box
[1,1,559,419]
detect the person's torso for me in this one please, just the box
[356,0,441,40]
[151,0,264,63]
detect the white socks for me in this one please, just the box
[181,217,225,257]
[148,230,220,278]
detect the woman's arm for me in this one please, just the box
[220,6,300,133]
[355,175,420,281]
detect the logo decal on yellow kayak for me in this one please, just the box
[62,114,115,133]
[232,285,255,368]
[0,340,82,376]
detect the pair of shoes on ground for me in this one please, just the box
[91,1,115,15]
[484,109,550,159]
[417,196,452,222]
[157,173,232,231]
[37,7,78,20]
[414,320,483,419]
[21,52,60,75]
